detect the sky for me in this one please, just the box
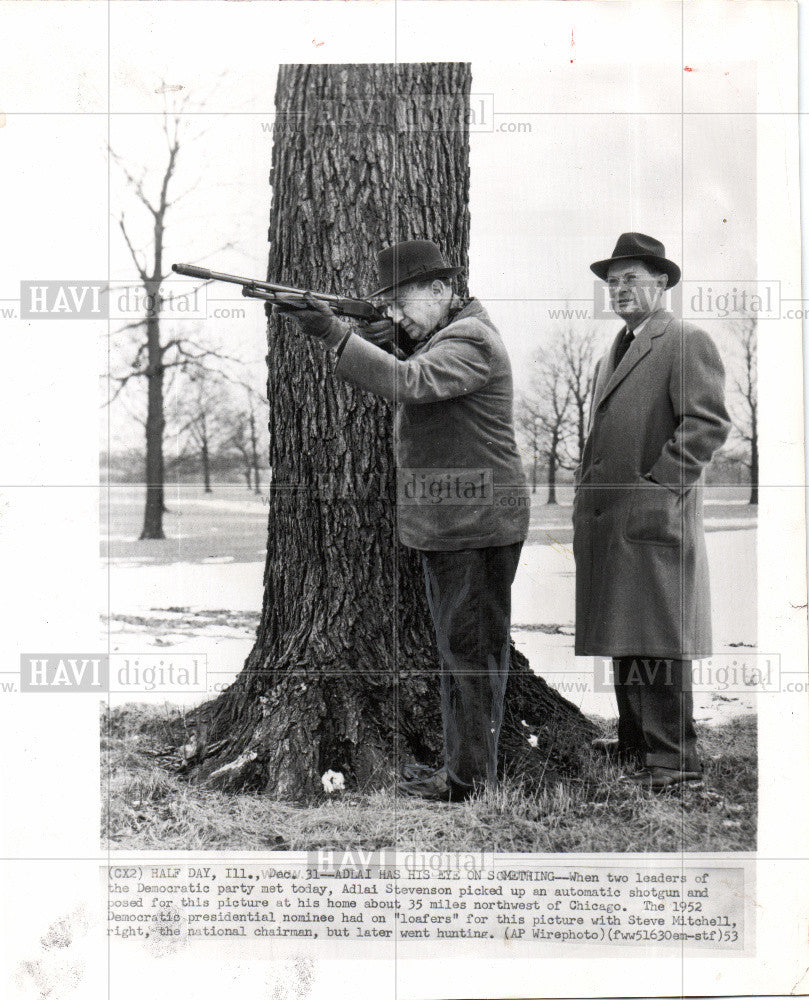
[0,1,792,450]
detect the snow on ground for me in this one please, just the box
[108,560,264,614]
[104,528,757,725]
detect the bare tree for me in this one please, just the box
[518,328,598,503]
[214,376,269,493]
[725,314,758,505]
[218,404,255,490]
[246,394,264,495]
[558,326,599,471]
[516,396,543,494]
[230,380,268,494]
[174,370,229,493]
[229,415,254,490]
[108,89,236,538]
[521,349,573,505]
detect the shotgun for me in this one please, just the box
[171,263,416,356]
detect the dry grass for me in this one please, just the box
[101,704,756,854]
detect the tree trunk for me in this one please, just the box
[140,308,166,539]
[577,411,586,469]
[749,416,758,506]
[186,63,595,797]
[201,437,212,493]
[547,434,559,505]
[249,406,262,495]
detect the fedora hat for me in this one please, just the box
[590,233,681,288]
[370,240,462,298]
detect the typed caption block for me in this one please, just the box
[105,859,746,952]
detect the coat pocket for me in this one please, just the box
[624,478,683,545]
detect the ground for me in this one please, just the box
[100,482,759,852]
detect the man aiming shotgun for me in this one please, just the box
[273,239,530,802]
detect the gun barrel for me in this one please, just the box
[172,263,313,298]
[171,263,216,281]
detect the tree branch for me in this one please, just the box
[109,146,158,217]
[118,216,149,284]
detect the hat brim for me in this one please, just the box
[590,254,681,289]
[370,266,462,299]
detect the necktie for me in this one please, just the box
[613,328,634,369]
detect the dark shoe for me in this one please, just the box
[397,767,473,803]
[400,761,437,782]
[591,738,642,767]
[628,766,704,792]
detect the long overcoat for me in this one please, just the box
[573,309,730,659]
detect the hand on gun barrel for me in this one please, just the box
[274,292,349,349]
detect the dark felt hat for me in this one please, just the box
[370,240,462,298]
[590,232,681,288]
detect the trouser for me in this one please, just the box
[420,542,523,790]
[613,656,700,771]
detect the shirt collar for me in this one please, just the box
[626,313,653,337]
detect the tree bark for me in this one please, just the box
[186,63,596,798]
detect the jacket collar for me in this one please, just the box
[411,297,484,355]
[438,295,480,331]
[594,308,673,410]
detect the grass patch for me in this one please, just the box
[101,704,756,853]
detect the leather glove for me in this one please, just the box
[356,318,405,359]
[274,292,350,350]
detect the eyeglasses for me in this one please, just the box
[606,274,656,289]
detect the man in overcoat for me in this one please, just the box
[279,239,530,801]
[574,233,731,790]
